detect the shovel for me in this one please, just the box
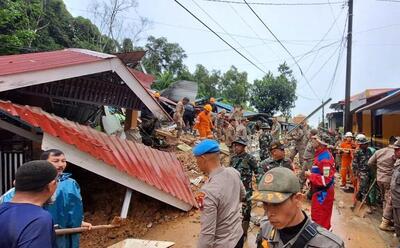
[353,178,376,218]
[55,217,123,236]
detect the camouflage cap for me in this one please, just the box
[392,138,400,149]
[261,123,271,129]
[232,137,248,146]
[269,140,285,151]
[252,167,300,204]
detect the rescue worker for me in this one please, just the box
[236,119,248,141]
[305,134,336,230]
[209,97,218,113]
[368,138,399,232]
[193,139,245,248]
[300,129,319,186]
[253,167,345,248]
[183,101,196,134]
[174,97,189,138]
[352,134,375,212]
[288,124,306,169]
[339,132,356,189]
[1,149,92,248]
[232,105,244,122]
[271,118,281,141]
[214,109,227,141]
[259,123,273,161]
[230,137,259,239]
[258,140,293,178]
[389,139,400,242]
[225,119,236,154]
[194,104,214,139]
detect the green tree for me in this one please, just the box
[192,64,220,99]
[250,63,297,116]
[122,38,134,52]
[141,36,187,76]
[151,71,175,91]
[219,66,250,105]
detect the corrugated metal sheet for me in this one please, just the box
[128,68,155,89]
[0,100,197,207]
[0,49,109,76]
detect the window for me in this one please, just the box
[373,115,383,137]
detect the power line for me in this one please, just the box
[190,0,265,65]
[243,0,320,100]
[174,0,267,74]
[203,0,346,6]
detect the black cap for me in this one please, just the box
[15,160,58,192]
[233,137,248,146]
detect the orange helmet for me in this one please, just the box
[154,92,160,98]
[204,104,212,112]
[210,97,216,103]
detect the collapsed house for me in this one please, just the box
[0,49,196,213]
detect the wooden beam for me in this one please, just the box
[0,119,42,142]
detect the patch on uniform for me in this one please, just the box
[195,192,206,210]
[323,167,330,177]
[264,173,274,184]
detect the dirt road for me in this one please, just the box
[143,183,398,248]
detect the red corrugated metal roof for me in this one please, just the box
[0,49,110,76]
[128,68,155,89]
[0,100,196,208]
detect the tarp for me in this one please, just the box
[161,80,198,102]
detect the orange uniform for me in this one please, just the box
[195,111,214,139]
[340,140,356,186]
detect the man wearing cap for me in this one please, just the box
[369,138,399,231]
[288,124,306,169]
[193,139,246,248]
[339,132,356,189]
[230,137,259,238]
[305,134,336,230]
[195,104,214,139]
[258,141,293,178]
[174,97,189,138]
[253,167,344,248]
[259,123,273,162]
[0,161,58,248]
[300,129,319,187]
[352,134,376,212]
[389,139,400,242]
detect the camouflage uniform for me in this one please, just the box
[259,131,273,161]
[230,150,258,235]
[353,146,375,201]
[300,141,315,185]
[258,157,293,181]
[288,127,306,168]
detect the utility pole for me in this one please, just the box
[344,0,353,132]
[322,100,325,128]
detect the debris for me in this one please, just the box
[190,176,204,186]
[146,223,153,228]
[108,239,175,248]
[56,216,123,235]
[177,143,192,152]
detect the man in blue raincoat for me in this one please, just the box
[0,149,92,248]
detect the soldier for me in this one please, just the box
[225,119,236,154]
[300,129,319,186]
[173,97,189,138]
[259,123,273,161]
[253,167,345,248]
[368,138,399,231]
[258,140,293,178]
[271,118,281,141]
[214,109,226,141]
[288,124,306,169]
[305,134,336,230]
[193,139,246,248]
[389,139,400,243]
[230,137,259,238]
[352,134,375,212]
[236,119,248,141]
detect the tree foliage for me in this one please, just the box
[250,63,297,116]
[142,36,188,77]
[192,64,220,99]
[219,66,250,106]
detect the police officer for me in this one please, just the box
[230,137,259,238]
[259,123,273,161]
[352,134,375,211]
[258,140,293,178]
[193,139,245,248]
[253,167,345,248]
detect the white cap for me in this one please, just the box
[345,132,353,138]
[356,134,366,140]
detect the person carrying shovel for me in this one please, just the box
[1,149,92,248]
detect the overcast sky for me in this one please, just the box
[65,0,400,126]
